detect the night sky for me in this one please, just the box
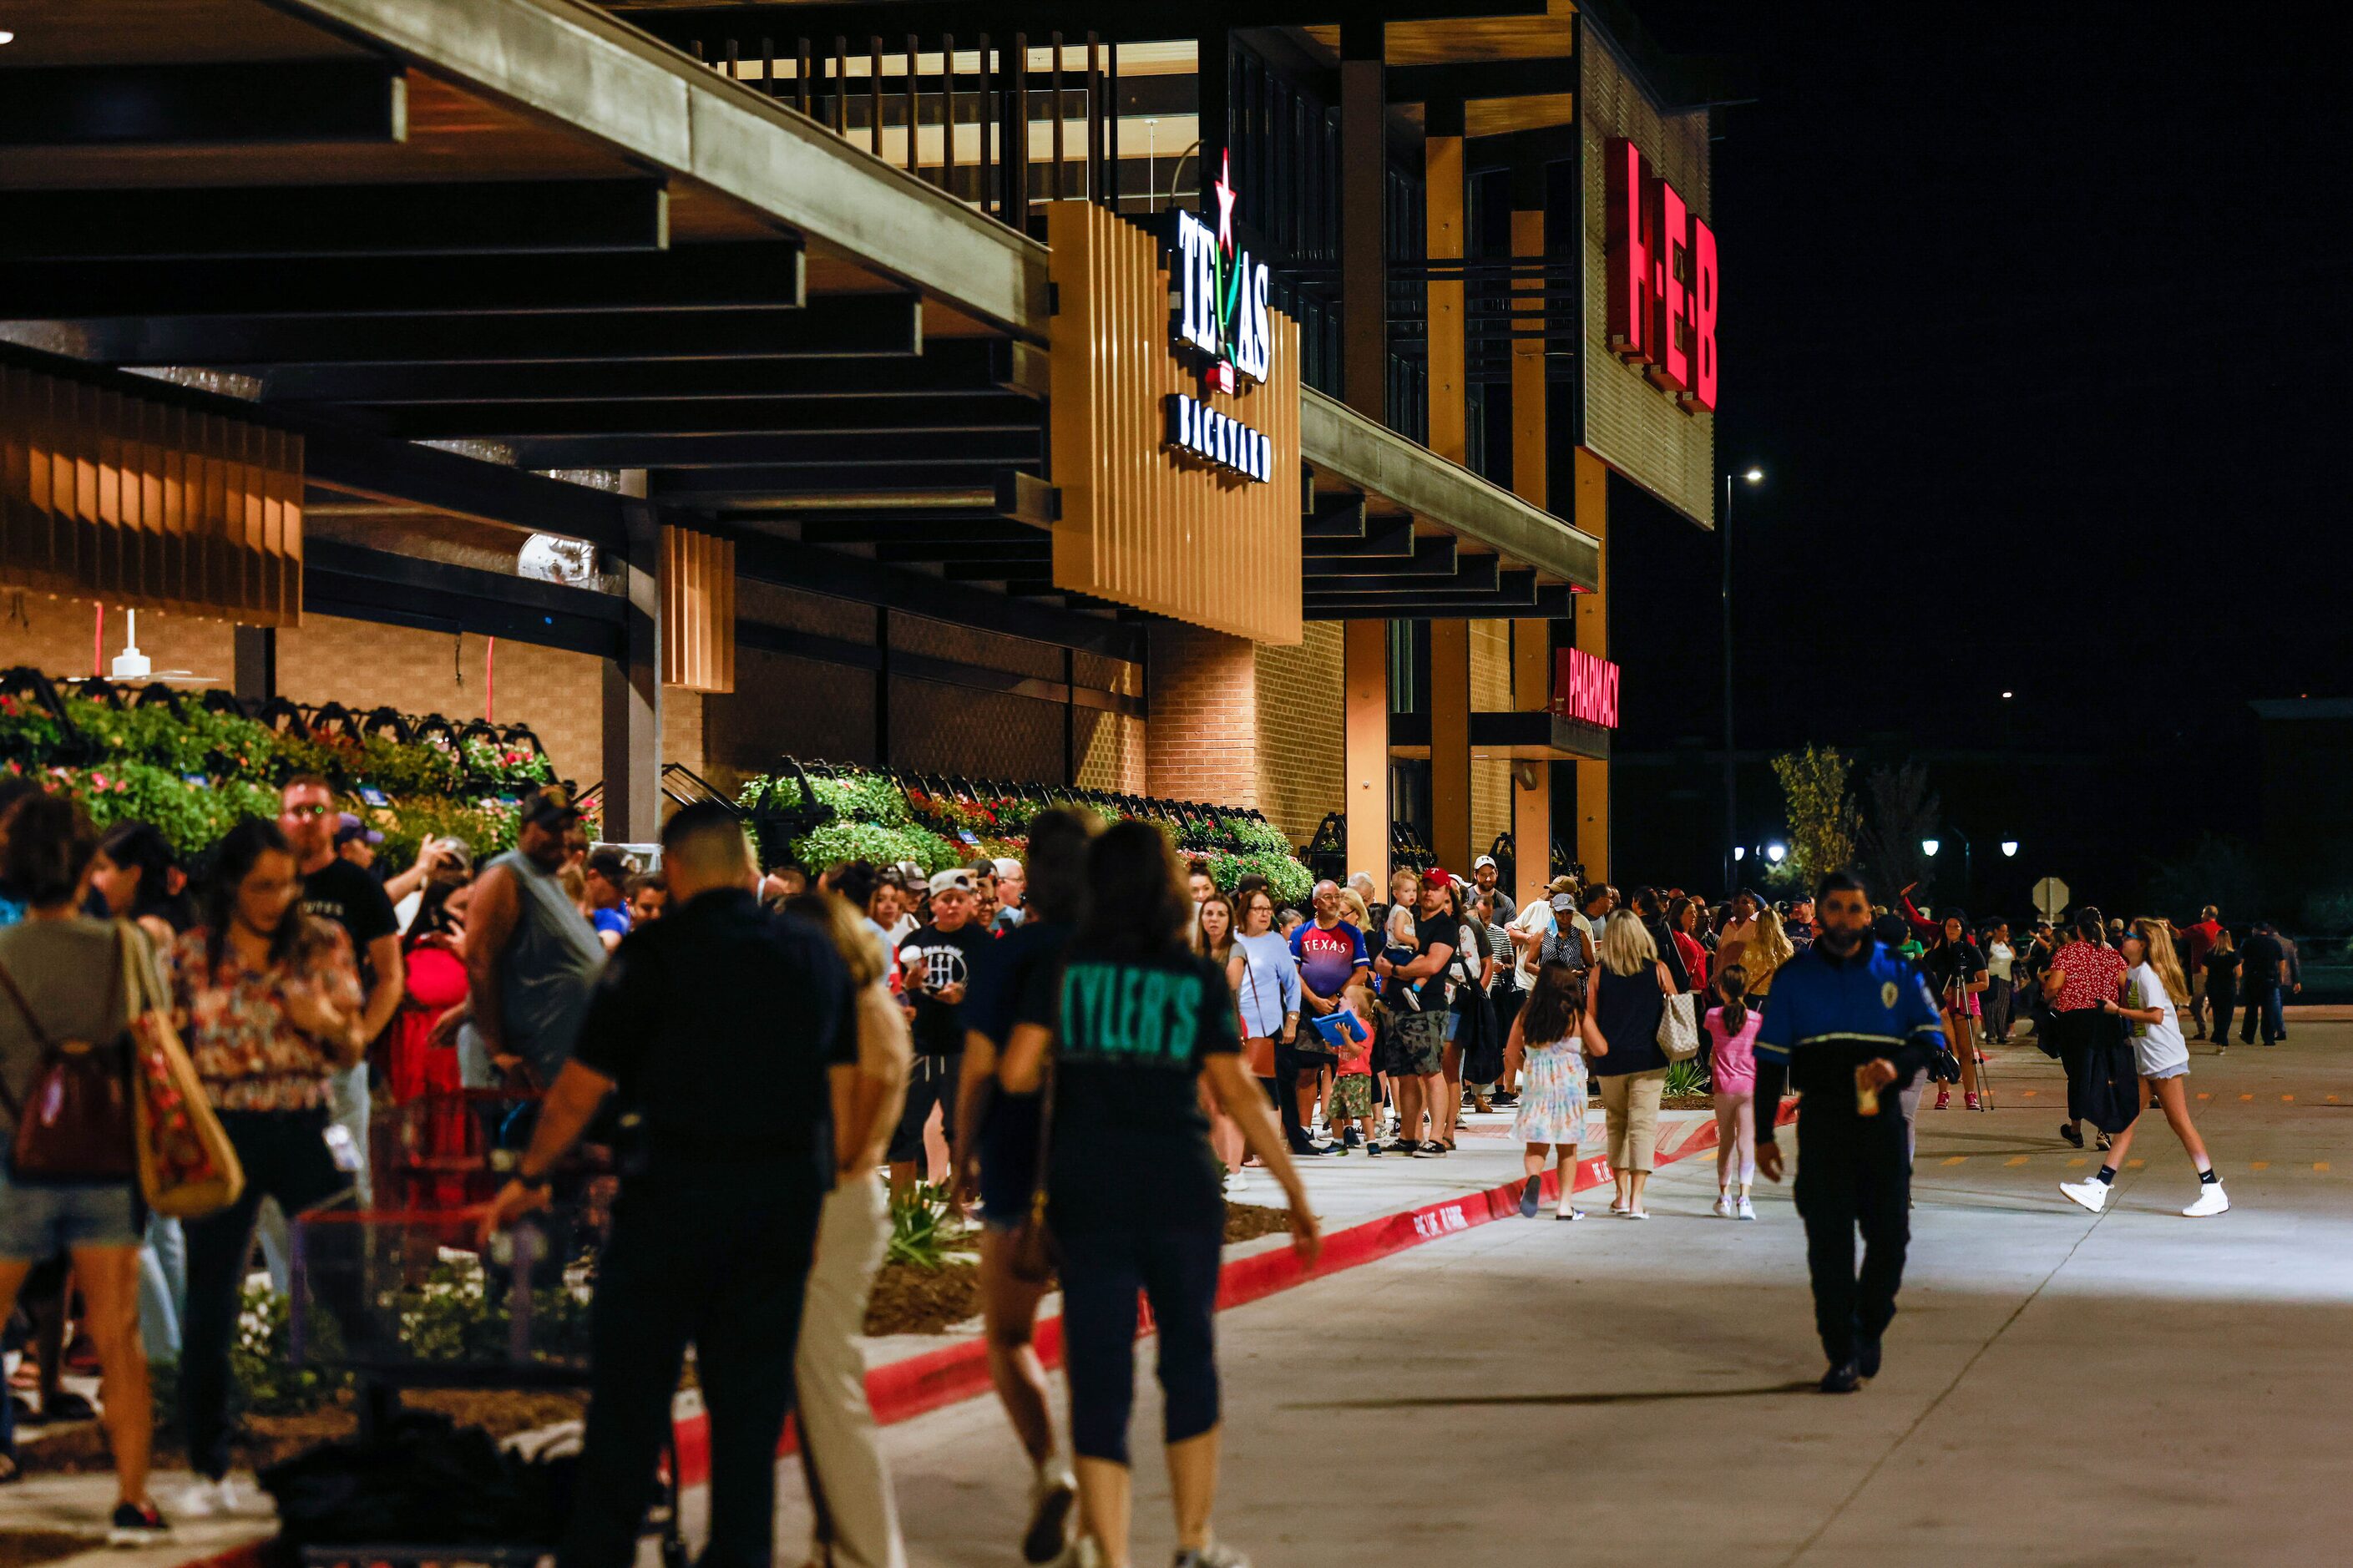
[1602,1,2351,904]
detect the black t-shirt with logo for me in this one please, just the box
[300,857,398,990]
[1411,917,1457,1014]
[896,921,990,1057]
[1016,941,1241,1232]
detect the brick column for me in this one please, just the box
[1146,624,1260,807]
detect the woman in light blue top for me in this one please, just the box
[1228,887,1303,1152]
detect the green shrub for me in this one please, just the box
[888,1182,953,1270]
[1662,1057,1712,1098]
[787,817,960,875]
[395,1254,595,1367]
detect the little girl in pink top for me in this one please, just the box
[1707,964,1763,1220]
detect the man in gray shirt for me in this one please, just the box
[463,787,605,1085]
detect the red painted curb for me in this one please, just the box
[676,1098,1797,1483]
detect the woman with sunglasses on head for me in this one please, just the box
[169,817,367,1521]
[2061,919,2229,1217]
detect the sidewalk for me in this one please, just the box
[5,1100,1749,1568]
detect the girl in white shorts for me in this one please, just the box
[2060,919,2228,1219]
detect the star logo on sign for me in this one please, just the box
[1213,149,1237,254]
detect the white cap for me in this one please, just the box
[929,868,977,898]
[1472,854,1497,870]
[992,857,1022,879]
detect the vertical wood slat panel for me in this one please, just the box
[659,524,736,693]
[0,361,302,626]
[1045,200,1303,645]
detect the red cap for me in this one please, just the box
[1419,867,1453,888]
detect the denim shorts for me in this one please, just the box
[0,1155,141,1261]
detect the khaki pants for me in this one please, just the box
[794,1175,908,1568]
[1599,1068,1668,1172]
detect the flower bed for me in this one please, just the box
[736,763,1313,901]
[0,675,556,863]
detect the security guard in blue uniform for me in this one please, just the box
[485,802,856,1567]
[1753,870,1948,1393]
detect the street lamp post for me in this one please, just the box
[1722,466,1764,897]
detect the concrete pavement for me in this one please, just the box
[757,1020,2353,1567]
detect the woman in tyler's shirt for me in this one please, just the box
[1000,823,1318,1568]
[169,817,367,1518]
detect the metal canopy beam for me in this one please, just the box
[1310,556,1506,597]
[729,530,1142,660]
[305,539,626,660]
[253,340,1040,405]
[0,58,409,148]
[56,298,919,367]
[799,518,1045,546]
[0,180,670,261]
[1301,387,1598,589]
[1307,585,1573,620]
[655,464,1023,505]
[1303,494,1370,542]
[0,241,805,320]
[509,428,1036,469]
[874,540,1053,565]
[1303,535,1460,579]
[275,0,1045,335]
[611,0,1546,42]
[377,393,1039,442]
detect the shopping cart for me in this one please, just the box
[283,1202,685,1568]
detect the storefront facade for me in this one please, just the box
[1,0,1717,903]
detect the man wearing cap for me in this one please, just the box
[891,867,989,1196]
[463,785,607,1090]
[1471,854,1516,925]
[332,812,384,875]
[483,802,853,1568]
[281,776,402,1202]
[1372,868,1460,1156]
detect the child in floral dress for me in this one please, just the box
[1510,962,1607,1219]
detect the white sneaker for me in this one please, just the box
[1622,1206,1649,1220]
[2058,1179,2108,1214]
[175,1476,246,1519]
[1736,1195,1757,1222]
[1222,1170,1247,1195]
[1713,1194,1732,1218]
[1023,1467,1078,1565]
[2182,1184,2230,1218]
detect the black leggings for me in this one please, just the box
[181,1108,356,1480]
[1057,1221,1223,1465]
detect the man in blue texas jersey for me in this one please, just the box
[1753,869,1947,1393]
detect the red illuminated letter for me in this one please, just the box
[1652,183,1689,392]
[1685,218,1718,412]
[1605,139,1649,360]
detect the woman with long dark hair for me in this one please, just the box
[90,821,191,949]
[999,822,1318,1568]
[1510,961,1607,1221]
[2061,919,2229,1217]
[1920,913,1991,1111]
[2043,908,2128,1151]
[169,817,366,1520]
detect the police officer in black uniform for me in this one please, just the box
[1753,871,1949,1393]
[485,802,855,1568]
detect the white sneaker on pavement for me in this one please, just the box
[175,1476,246,1519]
[1736,1195,1758,1222]
[1713,1194,1732,1218]
[2182,1184,2230,1218]
[2058,1179,2108,1214]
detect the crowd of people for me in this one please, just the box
[0,760,2300,1563]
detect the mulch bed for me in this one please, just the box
[863,1257,982,1338]
[1661,1094,1714,1110]
[0,1531,96,1568]
[9,1388,587,1479]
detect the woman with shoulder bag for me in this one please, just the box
[0,795,170,1537]
[168,817,367,1520]
[1589,912,1677,1219]
[1191,895,1255,1183]
[999,823,1318,1568]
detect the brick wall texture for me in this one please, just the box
[1470,619,1514,862]
[1146,621,1344,847]
[1252,623,1343,845]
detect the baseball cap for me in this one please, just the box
[1472,854,1496,871]
[992,857,1022,879]
[333,812,383,847]
[517,784,583,831]
[1550,892,1579,913]
[895,860,927,887]
[1419,867,1453,888]
[929,868,977,898]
